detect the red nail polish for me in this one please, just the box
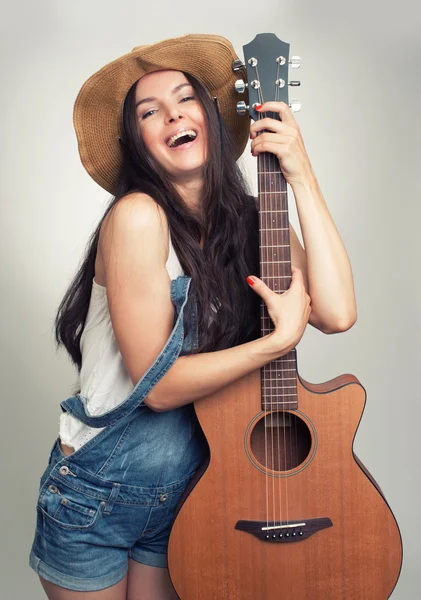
[255,103,262,110]
[246,276,255,286]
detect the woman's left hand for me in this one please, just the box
[250,101,313,186]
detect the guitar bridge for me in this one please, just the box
[235,517,332,542]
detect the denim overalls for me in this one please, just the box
[29,275,209,592]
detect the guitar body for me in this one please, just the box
[168,370,402,599]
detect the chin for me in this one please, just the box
[169,159,207,178]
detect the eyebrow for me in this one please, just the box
[135,83,193,109]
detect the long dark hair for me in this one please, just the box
[54,71,261,393]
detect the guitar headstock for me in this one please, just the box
[233,33,301,121]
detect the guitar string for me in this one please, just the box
[253,66,273,535]
[263,68,285,531]
[255,64,281,534]
[274,61,286,532]
[274,69,291,529]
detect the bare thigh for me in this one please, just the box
[39,574,127,599]
[126,559,180,600]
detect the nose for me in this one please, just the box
[164,106,184,125]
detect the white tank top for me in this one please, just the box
[58,232,184,451]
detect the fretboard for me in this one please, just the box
[258,144,298,411]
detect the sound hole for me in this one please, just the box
[250,411,312,472]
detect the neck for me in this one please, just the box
[173,175,204,215]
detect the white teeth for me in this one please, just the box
[167,129,197,148]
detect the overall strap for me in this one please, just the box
[60,275,193,428]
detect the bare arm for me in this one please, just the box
[147,332,293,412]
[101,193,309,414]
[289,175,357,333]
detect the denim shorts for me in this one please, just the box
[29,436,197,592]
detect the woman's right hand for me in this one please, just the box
[247,266,311,355]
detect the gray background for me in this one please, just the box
[1,0,419,598]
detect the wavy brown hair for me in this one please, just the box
[54,72,261,393]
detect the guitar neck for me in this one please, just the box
[258,138,298,411]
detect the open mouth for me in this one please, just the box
[166,129,198,149]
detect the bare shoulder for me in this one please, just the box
[96,193,169,285]
[100,192,169,255]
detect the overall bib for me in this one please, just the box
[29,275,209,592]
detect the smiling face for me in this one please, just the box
[134,70,208,181]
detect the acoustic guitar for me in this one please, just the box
[167,32,402,599]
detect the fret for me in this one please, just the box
[265,377,297,387]
[258,191,288,195]
[259,209,288,213]
[262,391,298,395]
[263,373,297,377]
[259,227,289,231]
[263,367,297,371]
[260,365,295,377]
[263,374,297,378]
[269,368,297,371]
[262,371,297,375]
[263,358,296,363]
[259,260,290,264]
[260,244,290,248]
[263,400,297,404]
[258,171,287,175]
[263,385,297,396]
[262,275,290,279]
[263,396,298,400]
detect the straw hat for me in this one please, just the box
[73,33,249,194]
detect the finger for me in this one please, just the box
[257,101,298,128]
[250,118,291,137]
[290,267,304,284]
[246,275,276,300]
[251,132,291,149]
[252,139,290,158]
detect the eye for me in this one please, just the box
[141,109,156,120]
[180,96,195,102]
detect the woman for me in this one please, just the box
[29,34,357,599]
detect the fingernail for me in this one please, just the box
[246,276,256,286]
[255,103,262,110]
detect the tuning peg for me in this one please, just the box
[289,56,301,69]
[235,79,248,94]
[236,101,249,115]
[232,58,245,72]
[289,81,301,87]
[289,99,301,112]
